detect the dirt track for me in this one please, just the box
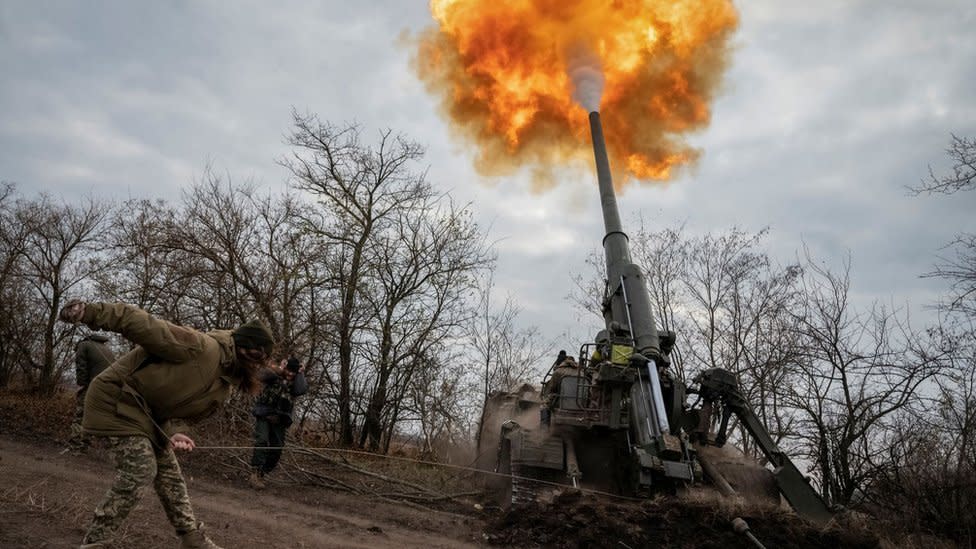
[0,435,485,549]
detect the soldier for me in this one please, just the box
[544,351,579,406]
[541,351,579,425]
[65,333,115,452]
[552,349,567,368]
[59,300,274,549]
[248,356,308,489]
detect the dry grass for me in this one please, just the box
[0,481,87,519]
[0,387,74,440]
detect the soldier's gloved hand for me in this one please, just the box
[59,299,86,323]
[170,433,196,452]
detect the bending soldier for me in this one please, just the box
[59,300,274,549]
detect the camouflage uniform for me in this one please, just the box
[68,334,115,451]
[63,303,273,548]
[83,436,196,544]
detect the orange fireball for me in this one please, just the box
[412,0,738,190]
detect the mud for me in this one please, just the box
[484,491,882,549]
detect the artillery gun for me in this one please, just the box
[479,111,832,524]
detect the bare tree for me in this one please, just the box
[156,171,334,332]
[280,111,433,446]
[167,172,276,329]
[471,271,552,399]
[404,346,476,460]
[358,199,493,451]
[789,255,941,505]
[911,134,976,195]
[13,193,109,393]
[912,134,976,317]
[926,234,976,318]
[150,173,341,429]
[0,184,38,387]
[468,270,554,454]
[94,198,188,316]
[924,324,976,535]
[244,188,335,359]
[869,319,976,542]
[863,134,976,541]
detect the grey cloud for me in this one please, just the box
[0,1,973,344]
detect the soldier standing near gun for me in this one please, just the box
[65,333,115,453]
[540,350,579,425]
[59,300,274,549]
[249,356,307,489]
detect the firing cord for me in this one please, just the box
[190,444,644,503]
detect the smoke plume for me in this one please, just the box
[567,50,604,113]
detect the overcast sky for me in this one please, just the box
[1,1,974,348]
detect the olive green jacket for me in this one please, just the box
[80,303,242,447]
[75,334,115,388]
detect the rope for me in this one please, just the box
[194,444,642,503]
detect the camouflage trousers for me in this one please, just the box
[83,435,197,543]
[67,387,89,450]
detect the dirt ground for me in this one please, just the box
[0,390,947,549]
[0,433,887,549]
[0,431,891,549]
[0,435,485,549]
[483,490,886,549]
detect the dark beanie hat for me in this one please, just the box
[232,319,274,355]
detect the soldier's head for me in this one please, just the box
[231,319,274,393]
[232,319,274,358]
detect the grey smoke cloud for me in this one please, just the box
[567,52,604,113]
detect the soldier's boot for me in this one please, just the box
[62,435,88,455]
[79,533,112,548]
[63,443,87,455]
[180,523,223,549]
[248,469,266,490]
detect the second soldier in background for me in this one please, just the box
[66,332,115,453]
[249,357,308,488]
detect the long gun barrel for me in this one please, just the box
[587,111,669,438]
[587,112,662,364]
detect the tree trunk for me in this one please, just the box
[38,309,57,395]
[338,236,368,447]
[363,380,387,452]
